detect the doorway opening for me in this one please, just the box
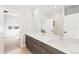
[4,12,21,53]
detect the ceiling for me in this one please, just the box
[1,5,63,15]
[2,5,76,13]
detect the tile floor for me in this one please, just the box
[7,47,32,54]
[5,36,20,53]
[4,35,32,54]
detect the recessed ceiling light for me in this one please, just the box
[3,10,8,13]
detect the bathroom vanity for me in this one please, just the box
[25,34,65,54]
[25,33,79,54]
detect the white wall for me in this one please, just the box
[64,13,79,39]
[22,8,41,34]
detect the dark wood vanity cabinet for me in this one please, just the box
[25,35,32,51]
[25,35,65,54]
[31,41,41,54]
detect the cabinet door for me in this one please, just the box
[31,48,40,54]
[31,39,41,54]
[40,47,51,54]
[26,35,31,51]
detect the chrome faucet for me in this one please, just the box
[41,29,45,36]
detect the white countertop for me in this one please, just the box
[26,33,79,54]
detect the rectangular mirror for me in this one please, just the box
[64,5,79,40]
